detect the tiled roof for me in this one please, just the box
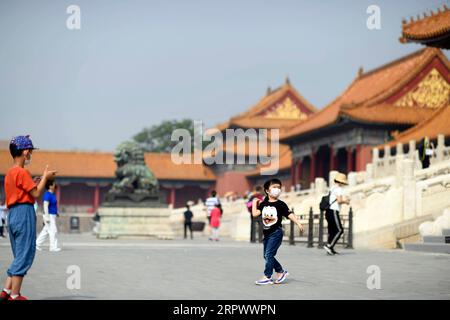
[341,103,436,125]
[214,79,316,132]
[381,105,450,147]
[400,5,450,44]
[246,146,292,177]
[202,137,290,158]
[0,150,116,178]
[144,153,215,181]
[281,48,450,140]
[0,150,215,181]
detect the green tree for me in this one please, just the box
[133,119,195,153]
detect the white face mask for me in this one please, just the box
[24,154,32,165]
[269,187,281,198]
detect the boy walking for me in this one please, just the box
[0,136,57,301]
[252,178,303,285]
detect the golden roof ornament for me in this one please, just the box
[394,68,450,109]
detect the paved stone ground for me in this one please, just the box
[0,233,449,300]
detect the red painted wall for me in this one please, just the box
[215,171,252,197]
[60,183,95,206]
[356,145,373,172]
[162,185,211,209]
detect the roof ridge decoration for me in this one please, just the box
[357,47,430,80]
[252,80,316,118]
[264,96,309,120]
[214,79,316,131]
[357,47,444,107]
[400,4,450,43]
[280,48,448,140]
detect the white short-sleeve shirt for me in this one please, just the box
[329,185,343,212]
[205,197,220,217]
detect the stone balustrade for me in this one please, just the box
[372,134,449,179]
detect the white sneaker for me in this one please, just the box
[275,271,289,284]
[323,245,334,255]
[36,246,42,251]
[49,248,61,252]
[255,277,274,285]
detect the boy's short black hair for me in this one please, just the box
[45,179,56,190]
[9,143,25,158]
[211,190,217,197]
[263,179,282,194]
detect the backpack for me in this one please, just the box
[319,192,336,212]
[246,198,253,213]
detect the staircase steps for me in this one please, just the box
[404,229,450,254]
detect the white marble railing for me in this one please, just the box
[372,134,449,179]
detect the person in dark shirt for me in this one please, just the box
[183,205,194,240]
[418,137,435,169]
[252,178,303,285]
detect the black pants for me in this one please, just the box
[421,156,430,169]
[325,209,343,249]
[184,222,193,239]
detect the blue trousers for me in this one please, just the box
[263,227,284,278]
[7,203,36,277]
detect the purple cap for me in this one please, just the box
[10,135,38,150]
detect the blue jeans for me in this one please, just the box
[7,203,36,277]
[263,227,284,278]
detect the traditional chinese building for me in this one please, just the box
[207,78,317,195]
[280,47,450,188]
[0,150,215,210]
[400,4,450,49]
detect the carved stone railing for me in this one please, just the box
[372,134,449,179]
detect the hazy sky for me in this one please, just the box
[0,0,448,151]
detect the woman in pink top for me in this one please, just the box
[209,204,221,241]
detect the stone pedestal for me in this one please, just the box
[97,207,175,239]
[231,212,251,241]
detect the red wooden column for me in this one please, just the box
[347,147,354,173]
[93,184,100,212]
[296,159,302,187]
[310,149,316,184]
[329,145,336,171]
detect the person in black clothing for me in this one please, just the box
[418,137,434,169]
[184,205,194,239]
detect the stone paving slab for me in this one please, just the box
[0,234,449,300]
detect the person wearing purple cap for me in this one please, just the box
[0,135,57,301]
